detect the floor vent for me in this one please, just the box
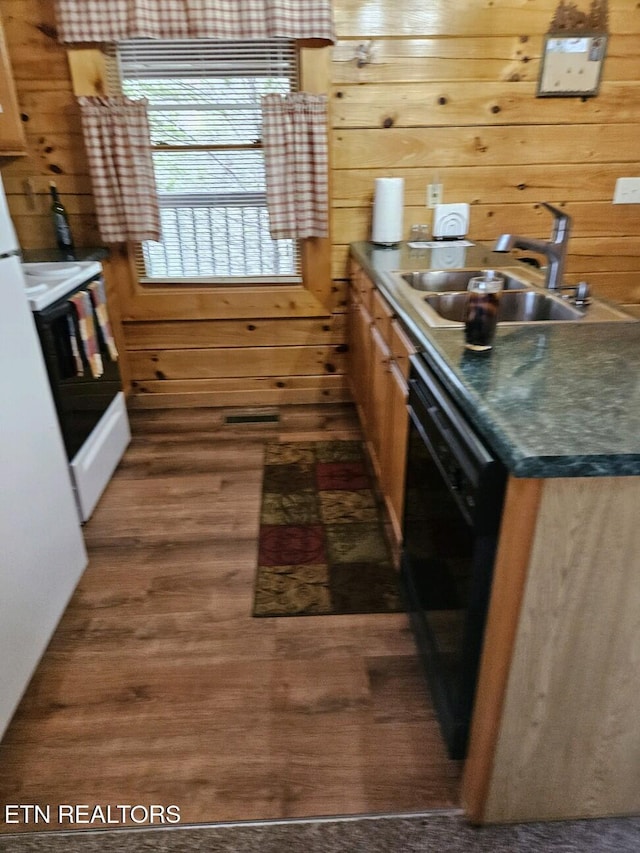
[224,411,280,425]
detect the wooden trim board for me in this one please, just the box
[464,475,640,824]
[461,476,542,823]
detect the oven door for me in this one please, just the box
[401,356,506,758]
[33,287,122,460]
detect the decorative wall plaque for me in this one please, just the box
[537,0,608,97]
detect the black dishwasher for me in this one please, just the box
[401,353,507,759]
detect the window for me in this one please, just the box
[118,39,300,283]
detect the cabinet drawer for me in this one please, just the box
[70,392,131,522]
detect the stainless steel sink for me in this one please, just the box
[423,290,584,323]
[400,268,531,293]
[387,266,637,327]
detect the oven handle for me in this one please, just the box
[32,276,102,320]
[408,364,498,469]
[37,295,76,323]
[426,403,453,439]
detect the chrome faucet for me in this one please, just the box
[493,202,572,291]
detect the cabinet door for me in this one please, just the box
[0,19,26,154]
[368,323,392,473]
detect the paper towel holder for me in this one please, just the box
[371,177,404,246]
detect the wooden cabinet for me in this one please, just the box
[464,474,640,824]
[0,16,25,154]
[348,260,415,543]
[348,265,374,425]
[384,359,411,529]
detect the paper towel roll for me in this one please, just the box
[371,178,404,245]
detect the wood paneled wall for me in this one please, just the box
[2,0,640,408]
[331,0,640,307]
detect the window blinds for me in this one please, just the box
[117,39,300,281]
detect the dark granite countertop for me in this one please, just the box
[351,241,640,478]
[21,247,109,264]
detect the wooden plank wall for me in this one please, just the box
[0,0,347,409]
[331,0,640,307]
[0,1,98,248]
[1,0,639,409]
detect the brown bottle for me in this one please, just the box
[49,181,75,258]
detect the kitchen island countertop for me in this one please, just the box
[350,240,640,478]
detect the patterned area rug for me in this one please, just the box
[253,440,402,616]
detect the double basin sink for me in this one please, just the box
[390,268,635,328]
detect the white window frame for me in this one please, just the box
[117,38,301,285]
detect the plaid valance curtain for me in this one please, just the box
[262,94,329,240]
[54,0,335,44]
[78,97,161,244]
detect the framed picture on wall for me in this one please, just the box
[537,33,607,97]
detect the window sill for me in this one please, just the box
[138,276,304,288]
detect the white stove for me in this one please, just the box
[22,257,131,523]
[22,261,103,310]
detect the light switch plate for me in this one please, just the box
[427,183,443,208]
[613,177,640,204]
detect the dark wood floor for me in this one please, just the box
[0,404,461,834]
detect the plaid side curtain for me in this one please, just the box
[78,96,161,244]
[262,94,329,241]
[54,0,335,44]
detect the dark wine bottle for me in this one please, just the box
[49,181,75,257]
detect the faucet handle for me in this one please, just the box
[575,281,590,305]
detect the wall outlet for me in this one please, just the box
[613,177,640,204]
[427,183,443,208]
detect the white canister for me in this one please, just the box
[371,177,404,245]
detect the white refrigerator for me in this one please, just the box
[0,174,87,740]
